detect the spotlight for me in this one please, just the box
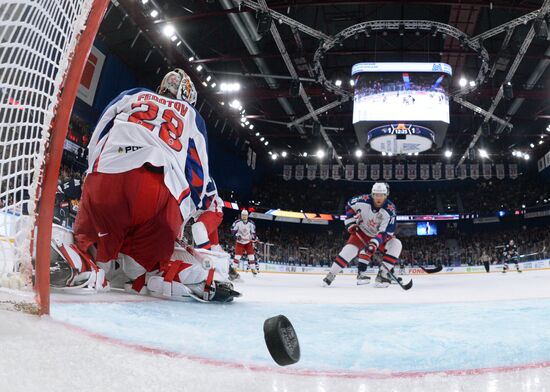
[255,132,260,136]
[188,56,195,61]
[162,25,175,37]
[196,65,203,72]
[459,77,467,87]
[249,124,254,130]
[349,79,355,87]
[303,152,308,157]
[316,149,325,159]
[444,150,453,158]
[271,153,278,160]
[265,141,269,146]
[260,137,265,141]
[335,80,342,87]
[524,153,530,160]
[170,35,177,42]
[478,149,489,158]
[469,80,476,87]
[530,143,535,148]
[503,81,514,100]
[355,149,363,158]
[414,152,419,156]
[229,99,241,109]
[281,151,288,158]
[381,151,387,156]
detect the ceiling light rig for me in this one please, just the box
[310,20,490,100]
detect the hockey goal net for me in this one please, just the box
[0,0,108,314]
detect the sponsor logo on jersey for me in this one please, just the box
[118,146,144,154]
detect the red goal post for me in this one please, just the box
[0,0,110,315]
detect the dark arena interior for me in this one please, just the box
[1,1,550,391]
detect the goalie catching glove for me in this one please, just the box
[50,238,109,293]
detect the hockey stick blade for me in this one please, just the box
[420,265,443,274]
[396,275,413,290]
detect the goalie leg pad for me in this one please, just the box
[191,221,211,250]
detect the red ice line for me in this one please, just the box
[51,318,550,380]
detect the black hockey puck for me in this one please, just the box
[263,315,301,366]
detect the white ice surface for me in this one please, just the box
[2,270,550,392]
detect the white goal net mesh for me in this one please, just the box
[0,0,94,290]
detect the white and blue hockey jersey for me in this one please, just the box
[345,194,397,247]
[231,219,256,244]
[86,88,209,224]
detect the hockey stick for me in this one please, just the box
[519,246,546,259]
[420,265,443,274]
[353,231,413,291]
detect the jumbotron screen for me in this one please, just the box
[417,222,438,236]
[351,62,452,148]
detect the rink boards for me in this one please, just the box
[252,259,550,275]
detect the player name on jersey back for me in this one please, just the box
[87,88,210,223]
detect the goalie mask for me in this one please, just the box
[158,68,197,106]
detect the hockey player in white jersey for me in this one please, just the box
[230,210,258,279]
[64,68,239,301]
[323,182,402,287]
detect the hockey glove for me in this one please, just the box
[364,241,378,260]
[344,213,361,234]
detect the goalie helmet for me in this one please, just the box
[158,68,197,106]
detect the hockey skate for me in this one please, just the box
[228,265,241,282]
[323,272,336,287]
[251,267,258,277]
[389,268,403,285]
[356,271,371,285]
[374,268,391,288]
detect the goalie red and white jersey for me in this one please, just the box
[231,219,256,244]
[87,88,209,223]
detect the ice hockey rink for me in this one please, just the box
[2,269,550,392]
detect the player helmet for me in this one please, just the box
[158,68,197,105]
[241,210,249,220]
[371,182,389,196]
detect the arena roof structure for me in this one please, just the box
[98,0,550,166]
